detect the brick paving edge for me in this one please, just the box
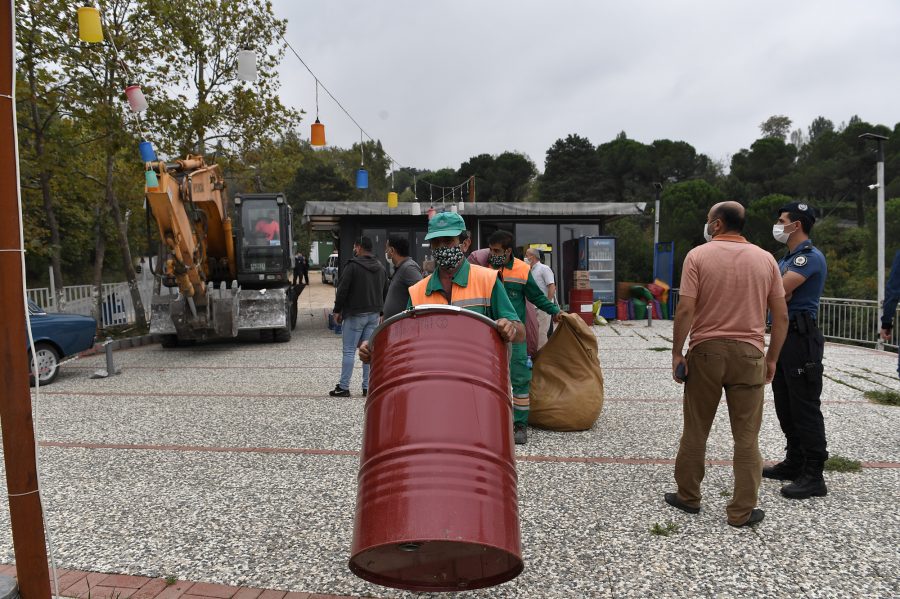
[0,566,371,599]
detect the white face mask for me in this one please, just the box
[703,221,714,243]
[772,223,794,244]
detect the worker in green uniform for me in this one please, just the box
[487,229,563,444]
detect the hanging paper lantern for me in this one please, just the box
[138,140,157,163]
[410,202,421,216]
[310,119,326,147]
[77,7,103,43]
[145,170,159,190]
[124,85,149,112]
[356,169,369,189]
[458,201,465,212]
[236,50,257,82]
[387,192,398,208]
[449,204,458,213]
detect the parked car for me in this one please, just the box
[322,252,340,286]
[25,300,96,385]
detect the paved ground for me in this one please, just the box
[2,276,899,598]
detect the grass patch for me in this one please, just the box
[823,373,864,392]
[648,347,670,352]
[165,576,177,585]
[719,489,732,498]
[650,521,679,537]
[824,455,862,473]
[865,389,900,406]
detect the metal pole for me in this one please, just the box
[0,2,53,595]
[876,143,885,351]
[47,265,55,311]
[652,183,662,281]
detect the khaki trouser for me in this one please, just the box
[674,339,765,525]
[536,310,551,350]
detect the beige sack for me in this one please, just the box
[529,313,604,431]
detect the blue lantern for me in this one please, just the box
[138,140,157,162]
[356,168,369,189]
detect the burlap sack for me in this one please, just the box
[528,313,604,431]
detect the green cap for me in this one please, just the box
[424,211,466,240]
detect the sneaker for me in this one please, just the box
[664,492,700,514]
[329,385,350,397]
[514,422,528,445]
[729,508,765,528]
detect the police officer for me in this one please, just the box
[763,202,829,499]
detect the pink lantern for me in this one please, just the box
[124,85,148,112]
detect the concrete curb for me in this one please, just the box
[79,334,158,357]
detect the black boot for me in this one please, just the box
[781,459,827,499]
[762,449,804,481]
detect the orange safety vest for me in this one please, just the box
[499,257,531,287]
[408,264,499,310]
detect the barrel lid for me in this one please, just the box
[371,304,498,345]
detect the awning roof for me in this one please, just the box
[302,201,647,230]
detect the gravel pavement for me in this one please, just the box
[1,278,898,598]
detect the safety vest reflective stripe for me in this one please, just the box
[408,265,498,308]
[503,276,528,285]
[501,259,531,287]
[453,297,490,308]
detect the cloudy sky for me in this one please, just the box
[270,0,899,173]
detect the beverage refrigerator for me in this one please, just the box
[562,236,617,320]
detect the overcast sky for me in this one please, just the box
[270,0,899,173]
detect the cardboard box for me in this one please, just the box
[573,280,592,290]
[573,270,591,281]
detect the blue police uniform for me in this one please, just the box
[769,203,829,495]
[882,250,900,378]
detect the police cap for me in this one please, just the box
[777,202,817,223]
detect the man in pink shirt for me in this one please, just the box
[666,201,788,528]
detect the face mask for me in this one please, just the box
[385,251,392,263]
[433,245,464,271]
[772,223,793,244]
[489,252,508,268]
[703,221,714,243]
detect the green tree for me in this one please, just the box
[457,151,536,202]
[730,137,797,197]
[658,180,726,280]
[596,132,649,202]
[760,115,792,140]
[144,0,298,156]
[539,133,602,202]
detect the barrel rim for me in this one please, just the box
[370,304,498,345]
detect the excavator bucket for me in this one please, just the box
[235,288,289,330]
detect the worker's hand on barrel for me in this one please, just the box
[552,311,564,324]
[496,318,518,343]
[358,340,372,364]
[334,312,343,325]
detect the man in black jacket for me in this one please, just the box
[382,235,423,319]
[331,237,388,397]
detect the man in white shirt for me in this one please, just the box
[525,248,557,349]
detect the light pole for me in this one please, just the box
[652,182,663,279]
[860,132,888,350]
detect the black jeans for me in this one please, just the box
[772,323,828,461]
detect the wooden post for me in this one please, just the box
[468,175,475,203]
[0,2,53,596]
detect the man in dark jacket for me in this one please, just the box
[382,235,423,319]
[331,237,388,397]
[881,250,900,379]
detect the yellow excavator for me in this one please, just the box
[144,155,302,346]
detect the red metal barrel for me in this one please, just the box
[349,305,522,592]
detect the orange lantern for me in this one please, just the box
[311,119,326,147]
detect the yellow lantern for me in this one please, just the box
[77,7,103,43]
[311,119,326,147]
[387,192,398,208]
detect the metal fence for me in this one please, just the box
[819,297,899,351]
[27,280,157,329]
[667,292,897,352]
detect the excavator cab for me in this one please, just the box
[233,193,293,288]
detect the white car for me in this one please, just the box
[321,253,339,286]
